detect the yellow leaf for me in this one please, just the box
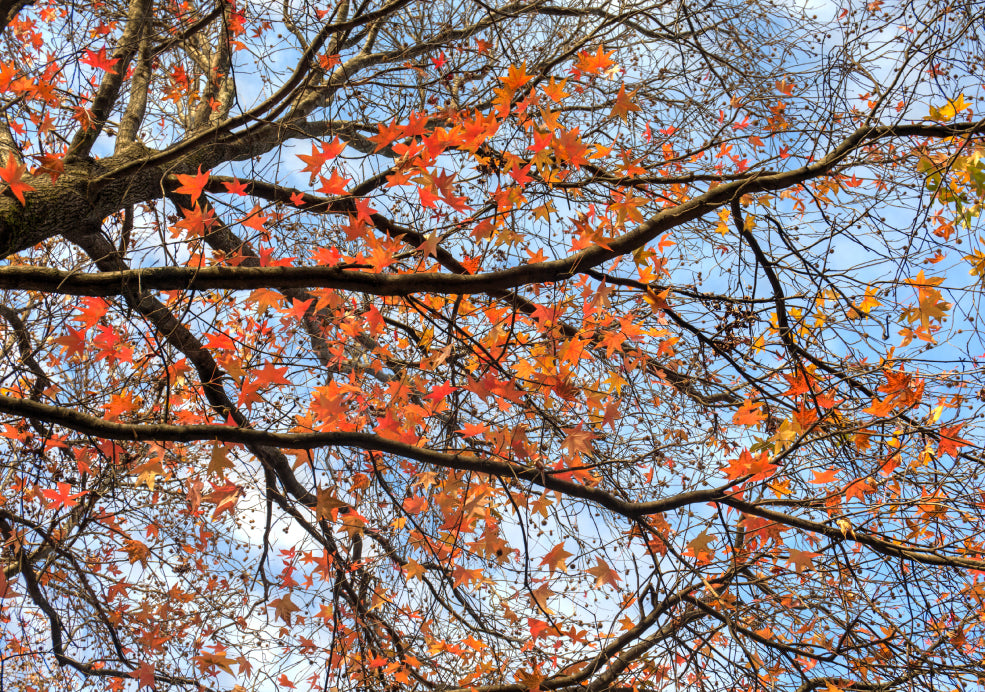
[930,94,969,121]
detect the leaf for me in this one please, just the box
[775,78,795,96]
[686,530,716,562]
[222,179,248,195]
[575,46,615,76]
[500,62,532,92]
[298,138,346,181]
[402,496,428,514]
[130,661,156,690]
[609,84,641,121]
[316,169,350,196]
[0,153,34,204]
[207,443,235,477]
[542,76,569,102]
[586,556,621,588]
[202,481,243,519]
[786,549,819,574]
[80,46,119,73]
[41,482,87,510]
[732,399,764,426]
[811,468,840,484]
[929,94,969,121]
[33,152,64,182]
[174,166,210,201]
[539,542,573,573]
[937,424,970,458]
[268,593,300,624]
[194,649,236,676]
[316,487,348,520]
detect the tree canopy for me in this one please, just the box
[2,0,985,690]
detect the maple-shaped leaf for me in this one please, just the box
[174,166,210,201]
[782,371,812,396]
[539,542,573,573]
[316,169,350,196]
[122,538,150,567]
[298,138,346,181]
[132,457,165,490]
[586,556,621,588]
[403,496,428,514]
[0,153,34,204]
[528,617,551,639]
[80,46,119,73]
[222,178,248,195]
[457,422,487,437]
[732,399,765,426]
[686,530,716,562]
[561,427,595,459]
[843,478,873,502]
[609,84,641,121]
[202,481,243,519]
[786,549,820,574]
[0,568,18,600]
[130,661,156,690]
[775,78,795,96]
[722,449,777,482]
[369,120,403,152]
[240,204,269,233]
[811,468,840,484]
[41,482,88,510]
[403,559,426,581]
[268,593,300,624]
[33,152,64,182]
[194,648,236,675]
[500,62,532,92]
[207,443,235,477]
[575,46,615,75]
[937,424,970,458]
[542,76,570,102]
[53,325,87,358]
[315,487,348,520]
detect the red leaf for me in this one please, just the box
[41,482,88,510]
[202,481,244,519]
[938,424,970,458]
[0,153,34,204]
[81,46,119,74]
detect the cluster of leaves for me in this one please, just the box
[1,0,985,691]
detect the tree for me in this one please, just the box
[1,0,985,689]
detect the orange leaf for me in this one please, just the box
[500,62,532,92]
[609,84,641,121]
[811,468,840,484]
[586,556,621,588]
[937,424,970,458]
[575,46,615,76]
[0,153,34,205]
[732,399,764,426]
[202,481,243,519]
[174,165,210,201]
[539,542,573,573]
